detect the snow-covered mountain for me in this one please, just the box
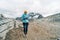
[5,13,60,40]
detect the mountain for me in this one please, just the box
[16,13,43,21]
[42,13,60,23]
[5,13,60,40]
[0,14,17,40]
[0,14,6,20]
[49,13,60,22]
[28,12,43,19]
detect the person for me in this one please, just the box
[21,10,29,37]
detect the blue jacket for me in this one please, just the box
[21,14,29,23]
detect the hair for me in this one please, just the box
[24,10,27,13]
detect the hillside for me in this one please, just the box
[5,13,60,40]
[42,13,60,23]
[0,14,17,40]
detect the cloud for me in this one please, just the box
[0,0,60,17]
[41,0,60,17]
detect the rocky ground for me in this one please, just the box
[4,13,60,40]
[5,19,60,40]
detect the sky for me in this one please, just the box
[0,0,60,18]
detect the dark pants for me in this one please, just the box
[23,23,29,35]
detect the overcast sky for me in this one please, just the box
[0,0,60,18]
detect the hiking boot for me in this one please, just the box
[23,34,26,37]
[23,34,27,38]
